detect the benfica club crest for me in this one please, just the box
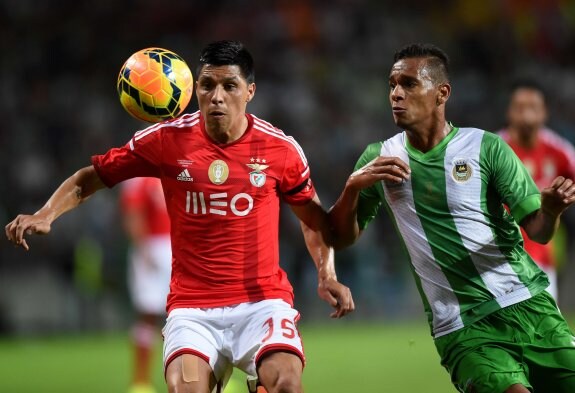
[247,163,269,187]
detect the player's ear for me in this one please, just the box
[436,83,451,106]
[246,83,256,103]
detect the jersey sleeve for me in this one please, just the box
[485,133,540,223]
[91,124,163,188]
[356,143,385,230]
[279,139,315,205]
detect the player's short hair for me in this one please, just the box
[393,43,450,84]
[198,40,255,83]
[509,78,547,104]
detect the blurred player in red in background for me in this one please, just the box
[5,40,354,393]
[120,177,171,393]
[499,79,575,301]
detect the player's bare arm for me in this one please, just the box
[349,156,411,190]
[291,195,355,318]
[329,156,410,249]
[521,176,575,244]
[5,165,105,250]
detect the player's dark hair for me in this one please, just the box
[394,43,450,84]
[198,40,255,83]
[509,78,547,104]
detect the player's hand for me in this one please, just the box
[317,277,355,318]
[348,156,410,191]
[5,214,52,251]
[540,176,575,217]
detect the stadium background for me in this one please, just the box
[2,0,575,391]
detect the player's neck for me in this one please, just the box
[206,115,249,144]
[406,120,452,153]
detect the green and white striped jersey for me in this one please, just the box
[356,126,549,338]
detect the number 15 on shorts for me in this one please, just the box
[251,300,305,361]
[262,317,298,342]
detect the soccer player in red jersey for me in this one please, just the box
[499,80,575,300]
[5,40,355,393]
[120,177,171,393]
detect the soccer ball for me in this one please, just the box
[117,47,194,123]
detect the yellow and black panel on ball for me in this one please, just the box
[117,47,194,123]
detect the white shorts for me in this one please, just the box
[162,299,304,380]
[128,235,172,315]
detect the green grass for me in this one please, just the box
[0,321,454,393]
[301,322,453,392]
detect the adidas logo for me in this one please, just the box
[177,169,193,182]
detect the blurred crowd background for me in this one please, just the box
[2,0,575,335]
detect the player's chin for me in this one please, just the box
[206,117,229,133]
[392,116,409,129]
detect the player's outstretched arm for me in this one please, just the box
[329,156,410,249]
[291,195,355,318]
[521,176,575,244]
[5,165,106,250]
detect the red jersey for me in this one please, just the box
[119,177,170,236]
[500,128,575,267]
[92,112,315,311]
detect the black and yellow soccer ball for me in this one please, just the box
[117,48,193,123]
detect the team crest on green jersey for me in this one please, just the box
[452,159,473,183]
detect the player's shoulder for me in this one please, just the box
[251,114,287,139]
[368,130,404,157]
[131,111,201,143]
[455,126,501,144]
[539,128,575,151]
[159,111,201,131]
[455,125,489,136]
[249,114,303,149]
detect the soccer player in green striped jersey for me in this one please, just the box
[329,43,575,393]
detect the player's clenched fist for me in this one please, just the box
[317,277,355,319]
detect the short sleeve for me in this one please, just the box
[279,140,315,205]
[485,133,540,223]
[91,124,163,188]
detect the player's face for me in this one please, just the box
[507,88,547,135]
[388,57,443,130]
[196,64,255,138]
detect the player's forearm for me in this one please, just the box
[292,197,338,280]
[300,220,337,281]
[521,208,560,244]
[316,246,337,282]
[38,166,105,223]
[328,183,361,249]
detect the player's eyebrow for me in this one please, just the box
[389,74,418,84]
[198,74,241,84]
[220,76,241,83]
